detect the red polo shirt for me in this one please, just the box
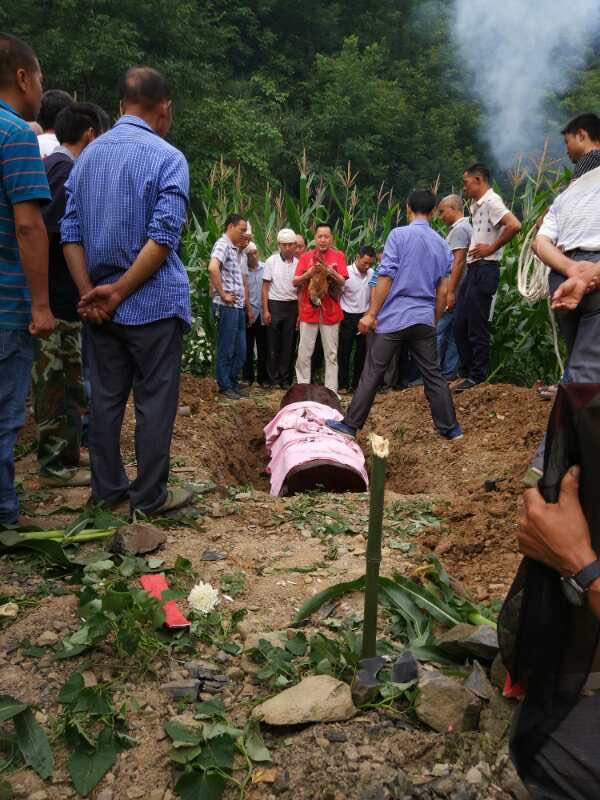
[295,248,348,324]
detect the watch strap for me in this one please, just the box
[573,559,600,590]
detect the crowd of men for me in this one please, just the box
[4,28,600,800]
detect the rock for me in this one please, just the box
[253,675,357,725]
[479,694,514,740]
[245,630,288,652]
[126,789,145,799]
[111,522,166,555]
[160,679,200,702]
[465,767,483,785]
[82,670,98,687]
[415,669,481,733]
[272,769,290,795]
[500,762,530,800]
[436,623,499,661]
[29,792,48,800]
[36,630,59,646]
[325,729,347,743]
[464,661,495,700]
[178,405,192,416]
[432,776,456,795]
[200,549,226,561]
[392,651,419,684]
[490,652,508,690]
[0,602,18,619]
[431,763,451,777]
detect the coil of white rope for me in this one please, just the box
[517,225,565,374]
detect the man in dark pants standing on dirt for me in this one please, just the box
[326,190,462,441]
[262,227,298,389]
[338,245,376,393]
[453,164,521,392]
[62,66,192,516]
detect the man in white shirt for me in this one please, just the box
[37,89,73,157]
[536,114,600,380]
[453,164,521,391]
[262,228,298,388]
[338,245,376,392]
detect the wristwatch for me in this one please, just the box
[561,560,600,607]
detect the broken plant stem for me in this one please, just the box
[9,529,116,543]
[362,434,389,659]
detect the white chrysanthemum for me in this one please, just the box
[188,582,219,614]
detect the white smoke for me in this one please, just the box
[452,0,600,169]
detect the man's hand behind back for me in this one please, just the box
[78,284,122,324]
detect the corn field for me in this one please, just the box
[181,156,571,386]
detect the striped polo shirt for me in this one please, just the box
[0,99,51,329]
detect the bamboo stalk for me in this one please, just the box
[361,434,389,659]
[4,528,117,543]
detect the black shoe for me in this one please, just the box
[279,382,291,390]
[232,384,250,397]
[453,378,478,393]
[220,388,241,400]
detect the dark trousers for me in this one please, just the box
[214,304,246,391]
[266,300,297,386]
[344,324,458,435]
[454,260,500,384]
[87,317,183,513]
[243,315,268,384]
[338,312,367,389]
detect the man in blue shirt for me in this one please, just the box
[0,34,55,525]
[327,190,462,440]
[62,66,192,516]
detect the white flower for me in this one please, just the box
[188,582,219,614]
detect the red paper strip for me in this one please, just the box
[140,573,190,628]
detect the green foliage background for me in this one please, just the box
[5,0,598,385]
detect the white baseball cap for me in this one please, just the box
[277,228,296,244]
[244,242,258,254]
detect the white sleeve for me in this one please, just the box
[488,194,511,226]
[263,255,274,281]
[538,202,559,244]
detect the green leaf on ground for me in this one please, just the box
[13,707,54,779]
[292,576,366,623]
[67,730,118,796]
[244,722,271,763]
[0,696,28,723]
[175,771,226,800]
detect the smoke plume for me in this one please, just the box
[452,0,600,169]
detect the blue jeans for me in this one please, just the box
[213,304,247,391]
[436,308,460,379]
[0,329,33,524]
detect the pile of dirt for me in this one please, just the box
[5,376,552,800]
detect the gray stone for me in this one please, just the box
[432,776,456,796]
[97,791,114,800]
[160,679,200,702]
[244,630,288,652]
[490,652,508,690]
[325,729,347,743]
[437,623,499,661]
[464,661,495,700]
[272,768,290,795]
[36,630,59,646]
[479,694,515,740]
[253,675,357,725]
[112,522,166,555]
[29,792,49,800]
[465,767,483,785]
[415,669,481,733]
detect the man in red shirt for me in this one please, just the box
[293,224,348,393]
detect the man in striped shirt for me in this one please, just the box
[0,33,55,525]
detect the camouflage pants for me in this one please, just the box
[32,319,86,477]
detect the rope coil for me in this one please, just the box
[517,226,565,375]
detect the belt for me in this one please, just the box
[564,249,600,259]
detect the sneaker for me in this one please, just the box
[453,379,478,393]
[39,468,92,487]
[148,487,194,516]
[325,419,357,439]
[441,424,464,441]
[279,382,292,390]
[219,388,241,400]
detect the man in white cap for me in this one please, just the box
[242,241,267,386]
[262,228,298,388]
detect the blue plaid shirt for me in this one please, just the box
[61,115,191,327]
